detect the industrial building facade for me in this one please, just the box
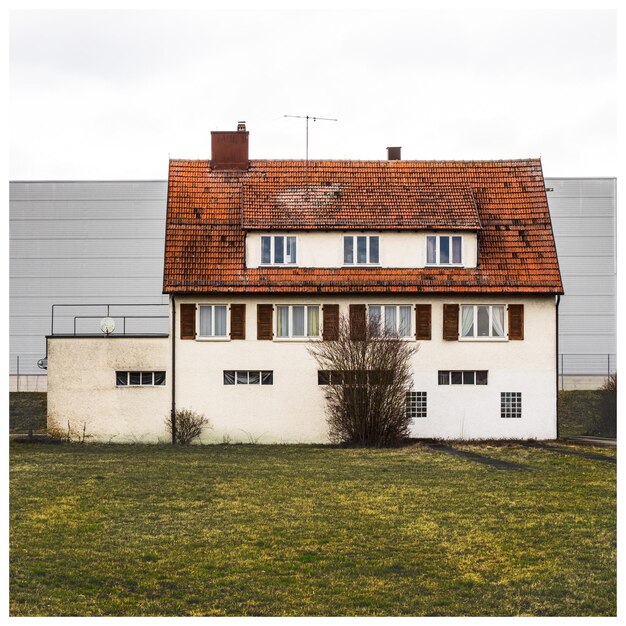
[9,177,616,391]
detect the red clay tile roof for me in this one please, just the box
[164,159,563,294]
[242,182,480,230]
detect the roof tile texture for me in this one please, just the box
[164,159,563,294]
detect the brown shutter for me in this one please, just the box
[508,304,524,340]
[257,304,273,340]
[349,304,366,341]
[180,304,196,340]
[442,304,459,341]
[230,304,246,340]
[322,304,339,341]
[415,304,432,340]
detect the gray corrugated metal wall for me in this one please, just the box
[10,181,169,376]
[9,177,617,379]
[546,178,617,376]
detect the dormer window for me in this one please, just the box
[261,235,297,265]
[344,235,379,265]
[426,235,462,265]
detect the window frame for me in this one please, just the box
[425,234,463,266]
[343,234,381,266]
[223,370,274,385]
[458,304,507,341]
[196,304,230,341]
[438,370,488,385]
[406,391,428,419]
[501,392,522,418]
[274,304,321,340]
[260,235,298,266]
[116,371,167,387]
[367,304,414,338]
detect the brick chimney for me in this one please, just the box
[387,146,401,161]
[211,122,249,170]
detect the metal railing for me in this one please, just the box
[50,303,169,337]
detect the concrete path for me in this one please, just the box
[423,441,531,471]
[522,441,616,464]
[565,436,616,448]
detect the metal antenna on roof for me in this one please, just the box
[284,114,338,191]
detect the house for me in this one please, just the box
[47,123,563,443]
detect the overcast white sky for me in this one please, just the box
[9,8,617,179]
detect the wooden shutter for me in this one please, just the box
[508,304,524,340]
[415,304,432,340]
[257,304,273,340]
[323,304,339,341]
[180,304,196,340]
[349,304,366,341]
[230,304,246,340]
[442,304,459,341]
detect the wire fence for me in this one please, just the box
[558,353,616,390]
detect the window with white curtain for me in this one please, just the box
[368,305,413,337]
[261,235,297,265]
[276,305,320,338]
[198,305,228,338]
[460,305,505,338]
[426,235,463,265]
[344,235,380,265]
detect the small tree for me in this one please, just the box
[308,315,418,446]
[165,408,211,444]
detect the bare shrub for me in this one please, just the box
[602,372,617,393]
[165,408,211,444]
[308,315,418,446]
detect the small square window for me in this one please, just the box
[248,371,260,385]
[141,372,153,385]
[224,371,235,385]
[476,371,488,385]
[261,371,273,385]
[129,372,141,386]
[463,371,475,385]
[116,371,128,386]
[318,371,331,385]
[237,371,248,385]
[406,391,427,419]
[501,392,522,418]
[451,371,462,385]
[438,371,450,385]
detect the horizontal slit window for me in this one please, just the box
[116,371,166,387]
[224,370,274,385]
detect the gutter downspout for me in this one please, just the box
[556,294,560,440]
[171,295,176,444]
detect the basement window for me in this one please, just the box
[438,370,488,385]
[116,371,166,386]
[501,392,522,418]
[223,370,274,385]
[406,391,427,418]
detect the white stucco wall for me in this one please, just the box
[246,231,478,268]
[46,296,557,443]
[175,295,557,443]
[47,336,170,443]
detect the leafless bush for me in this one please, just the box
[165,408,211,444]
[308,315,418,446]
[602,372,617,393]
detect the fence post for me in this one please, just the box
[17,355,20,392]
[560,354,564,391]
[608,353,610,379]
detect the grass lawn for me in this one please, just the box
[10,442,616,616]
[9,392,47,433]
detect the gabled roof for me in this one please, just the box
[242,181,480,230]
[164,159,563,294]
